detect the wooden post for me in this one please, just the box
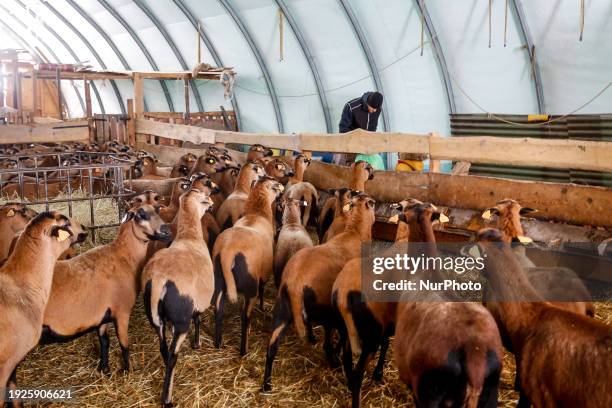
[127,98,136,146]
[0,62,5,109]
[11,62,18,109]
[133,73,144,118]
[429,132,441,173]
[32,68,39,117]
[84,79,92,118]
[56,66,63,120]
[184,77,190,125]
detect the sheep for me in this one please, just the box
[262,193,376,392]
[318,160,373,241]
[212,176,285,356]
[215,162,265,230]
[0,212,78,400]
[134,156,168,180]
[468,228,612,408]
[322,188,360,242]
[142,188,215,407]
[331,199,450,407]
[482,199,593,317]
[283,154,319,227]
[169,153,198,177]
[246,144,273,162]
[273,198,313,286]
[188,153,227,177]
[263,158,294,182]
[40,204,171,373]
[0,203,37,262]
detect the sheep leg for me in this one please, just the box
[192,314,201,349]
[113,317,130,372]
[258,280,265,311]
[262,289,293,392]
[156,322,169,363]
[214,290,225,348]
[372,335,390,382]
[97,325,111,374]
[307,324,317,344]
[240,296,257,356]
[323,326,340,368]
[161,331,187,408]
[349,351,373,408]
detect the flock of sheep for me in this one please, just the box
[0,141,610,408]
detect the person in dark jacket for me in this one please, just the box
[338,91,383,133]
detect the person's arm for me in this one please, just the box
[369,110,380,131]
[338,103,353,133]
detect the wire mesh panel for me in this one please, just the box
[0,151,135,242]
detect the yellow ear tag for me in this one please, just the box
[388,214,399,224]
[278,184,284,192]
[6,209,15,217]
[342,203,351,212]
[468,245,481,259]
[57,229,71,242]
[439,213,450,223]
[482,210,492,220]
[517,236,533,244]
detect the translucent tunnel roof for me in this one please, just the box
[2,0,611,135]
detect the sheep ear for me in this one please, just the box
[51,226,73,242]
[519,207,537,216]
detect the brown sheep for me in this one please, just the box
[40,205,171,373]
[332,199,449,407]
[318,160,373,241]
[212,177,284,356]
[322,188,360,242]
[469,228,612,408]
[273,198,313,286]
[211,165,240,199]
[264,158,294,182]
[188,153,227,177]
[142,188,215,407]
[482,199,593,317]
[262,193,376,392]
[169,153,198,177]
[246,144,273,162]
[283,154,319,226]
[134,156,168,180]
[0,203,37,262]
[215,162,265,230]
[0,212,78,400]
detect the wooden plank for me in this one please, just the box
[135,118,215,145]
[0,121,89,144]
[430,136,612,173]
[56,67,63,121]
[133,73,144,118]
[127,99,135,146]
[84,80,92,118]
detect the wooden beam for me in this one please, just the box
[32,68,39,116]
[135,118,215,145]
[133,73,144,118]
[127,99,135,146]
[84,80,92,118]
[0,121,89,144]
[55,67,63,121]
[184,78,190,125]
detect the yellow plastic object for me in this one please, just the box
[396,160,424,172]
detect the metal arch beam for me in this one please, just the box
[274,0,332,133]
[97,0,175,112]
[218,0,284,133]
[337,0,389,131]
[510,0,545,114]
[62,0,150,113]
[40,0,128,115]
[414,0,456,114]
[0,8,87,115]
[171,0,242,130]
[133,0,204,112]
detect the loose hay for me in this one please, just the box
[8,208,610,407]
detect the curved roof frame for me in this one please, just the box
[96,0,175,112]
[0,6,87,115]
[337,0,389,131]
[132,0,204,112]
[171,0,242,129]
[414,0,456,114]
[63,0,150,112]
[274,0,332,133]
[40,0,130,114]
[218,0,284,133]
[510,0,545,114]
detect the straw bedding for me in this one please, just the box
[5,195,610,407]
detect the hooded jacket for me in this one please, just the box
[338,92,382,133]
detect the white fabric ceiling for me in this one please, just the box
[1,0,611,136]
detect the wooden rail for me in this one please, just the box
[0,120,89,144]
[135,118,612,173]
